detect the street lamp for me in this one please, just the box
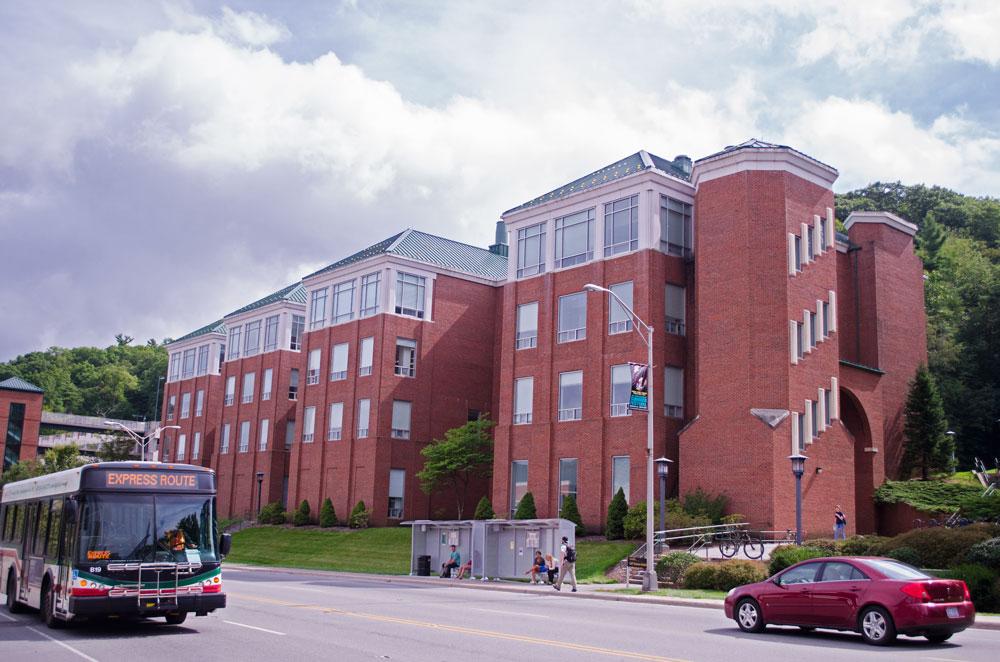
[152,375,166,421]
[655,457,673,533]
[789,453,807,545]
[105,421,179,462]
[255,472,265,516]
[584,282,657,592]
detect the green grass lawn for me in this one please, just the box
[575,540,634,584]
[604,587,727,600]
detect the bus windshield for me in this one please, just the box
[78,494,218,564]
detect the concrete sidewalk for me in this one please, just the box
[224,563,1000,631]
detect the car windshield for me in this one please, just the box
[863,559,930,580]
[78,494,217,564]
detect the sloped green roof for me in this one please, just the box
[305,232,405,280]
[167,319,226,345]
[0,376,44,394]
[226,282,307,318]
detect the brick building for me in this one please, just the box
[163,139,925,536]
[0,377,44,472]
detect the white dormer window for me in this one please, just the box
[516,223,546,278]
[360,272,380,317]
[169,353,181,381]
[604,195,639,257]
[555,208,595,268]
[244,320,261,356]
[310,287,328,329]
[263,315,279,352]
[196,345,209,375]
[660,196,692,257]
[181,349,196,379]
[227,326,241,360]
[395,272,426,318]
[333,279,355,324]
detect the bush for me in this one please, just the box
[292,500,312,526]
[941,564,1000,612]
[839,535,890,556]
[513,491,537,519]
[967,537,1000,570]
[956,493,1000,521]
[767,546,829,576]
[473,496,495,520]
[559,494,585,536]
[715,560,768,591]
[887,546,922,566]
[682,488,728,524]
[348,500,371,529]
[623,501,656,540]
[606,488,628,540]
[258,501,286,525]
[882,523,999,568]
[801,538,842,555]
[721,514,745,525]
[681,562,719,590]
[874,479,979,513]
[656,552,701,584]
[319,498,337,527]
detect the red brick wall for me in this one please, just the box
[0,389,43,467]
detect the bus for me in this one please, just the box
[1,461,231,627]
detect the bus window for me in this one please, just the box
[79,495,156,563]
[8,504,20,543]
[0,504,7,541]
[155,495,218,563]
[34,500,51,556]
[47,499,63,561]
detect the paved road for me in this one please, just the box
[3,567,998,661]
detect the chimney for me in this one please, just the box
[673,154,692,176]
[489,220,509,257]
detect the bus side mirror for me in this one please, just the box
[219,533,232,558]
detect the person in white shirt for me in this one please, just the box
[552,536,577,592]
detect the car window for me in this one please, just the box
[820,562,866,582]
[778,562,820,585]
[862,559,930,580]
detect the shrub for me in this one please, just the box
[715,560,768,591]
[882,523,999,568]
[656,552,701,584]
[767,546,829,576]
[721,514,745,525]
[292,500,312,526]
[956,493,1000,521]
[348,500,370,529]
[513,491,537,519]
[681,562,719,590]
[941,564,999,612]
[559,494,585,536]
[623,501,657,540]
[258,501,286,525]
[887,546,922,566]
[839,535,890,556]
[319,498,337,527]
[966,537,1000,570]
[682,488,728,524]
[874,480,979,513]
[606,488,628,540]
[801,538,842,555]
[473,496,495,520]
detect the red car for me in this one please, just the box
[724,557,975,645]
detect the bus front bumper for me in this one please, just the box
[70,593,226,616]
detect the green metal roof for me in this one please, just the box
[226,282,307,318]
[696,138,837,172]
[0,376,44,394]
[167,319,226,345]
[305,232,406,280]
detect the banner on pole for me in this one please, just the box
[628,362,648,411]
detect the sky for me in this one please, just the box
[2,0,999,360]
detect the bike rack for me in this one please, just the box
[106,561,203,609]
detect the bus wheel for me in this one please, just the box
[42,585,65,629]
[165,612,187,625]
[6,574,26,614]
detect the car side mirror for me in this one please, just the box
[219,533,232,558]
[773,577,784,587]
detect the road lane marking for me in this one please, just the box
[25,626,99,662]
[466,606,551,618]
[0,610,16,621]
[223,620,286,635]
[230,592,686,661]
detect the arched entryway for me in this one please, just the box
[840,388,876,534]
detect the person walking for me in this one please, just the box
[834,505,847,540]
[552,536,577,592]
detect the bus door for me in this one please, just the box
[54,499,72,613]
[17,502,37,602]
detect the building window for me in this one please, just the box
[822,301,830,337]
[820,217,828,250]
[612,456,630,503]
[238,421,250,453]
[245,320,261,356]
[195,389,204,417]
[388,469,405,519]
[169,353,181,381]
[796,322,804,360]
[610,364,631,417]
[395,272,426,318]
[797,412,806,452]
[197,345,209,375]
[259,418,269,452]
[608,281,634,334]
[359,337,374,376]
[558,458,578,513]
[516,223,546,278]
[179,392,190,419]
[333,279,355,324]
[360,272,380,317]
[660,196,692,257]
[224,376,235,406]
[557,292,586,343]
[309,288,328,329]
[180,348,195,379]
[558,371,583,421]
[794,235,802,272]
[290,314,305,350]
[394,338,416,377]
[167,394,176,419]
[810,312,818,349]
[302,407,316,443]
[242,372,255,404]
[555,208,595,268]
[808,225,815,260]
[264,315,279,352]
[811,401,819,438]
[328,402,343,441]
[665,284,686,335]
[514,377,533,424]
[330,342,349,381]
[307,349,321,384]
[285,420,295,449]
[177,434,186,461]
[516,302,538,349]
[161,436,170,462]
[227,326,241,360]
[192,432,200,460]
[510,460,528,516]
[391,401,412,439]
[604,194,639,257]
[262,368,272,401]
[219,344,226,368]
[288,369,299,400]
[357,399,370,438]
[220,424,230,454]
[664,366,684,418]
[824,390,832,426]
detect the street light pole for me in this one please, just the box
[656,457,672,533]
[789,453,807,545]
[256,472,265,516]
[105,421,180,461]
[585,283,658,592]
[152,375,165,422]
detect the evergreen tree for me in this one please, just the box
[917,212,947,270]
[319,497,337,527]
[559,494,585,536]
[606,488,628,540]
[901,365,953,479]
[292,499,312,526]
[473,496,495,520]
[349,500,370,529]
[513,491,537,519]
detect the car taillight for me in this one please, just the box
[961,581,971,601]
[901,582,931,602]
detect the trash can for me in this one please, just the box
[417,555,431,576]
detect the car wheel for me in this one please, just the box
[859,606,896,646]
[42,585,65,629]
[6,574,25,614]
[925,633,952,644]
[165,612,187,625]
[735,598,766,633]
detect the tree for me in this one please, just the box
[606,488,628,540]
[417,417,494,519]
[917,212,947,271]
[473,496,495,520]
[319,498,337,527]
[513,491,536,519]
[97,433,137,461]
[1,444,84,486]
[559,494,584,536]
[349,501,370,529]
[293,500,311,526]
[901,365,953,479]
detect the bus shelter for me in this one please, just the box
[407,518,575,580]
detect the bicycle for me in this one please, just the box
[717,529,765,560]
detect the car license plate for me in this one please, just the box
[946,607,960,619]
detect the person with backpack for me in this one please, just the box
[552,536,577,592]
[834,505,848,540]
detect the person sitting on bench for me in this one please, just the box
[440,545,461,578]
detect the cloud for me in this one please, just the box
[935,0,1000,66]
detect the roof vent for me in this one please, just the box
[673,155,692,176]
[489,220,509,257]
